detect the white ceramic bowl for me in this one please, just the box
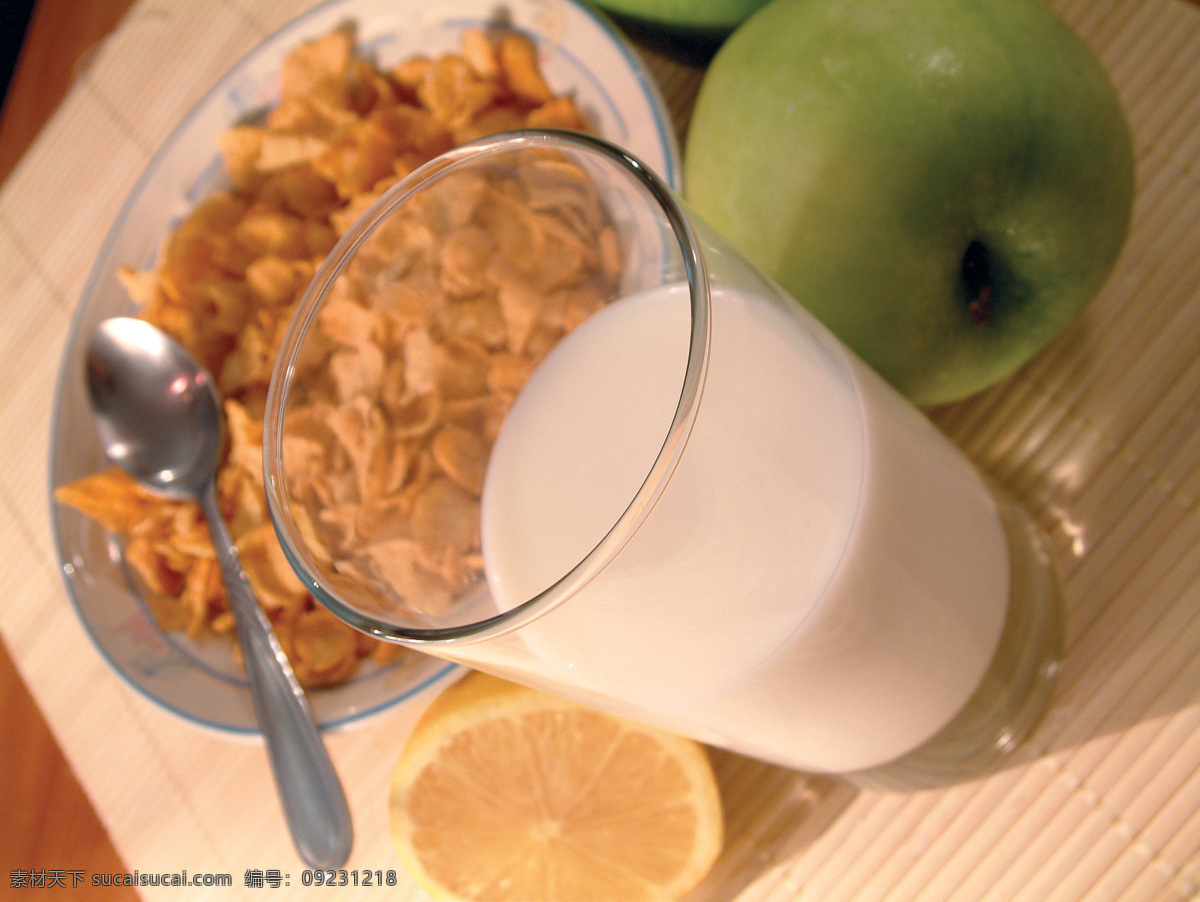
[48,0,681,734]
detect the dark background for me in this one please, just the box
[0,0,36,108]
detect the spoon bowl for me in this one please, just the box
[85,316,353,870]
[86,319,221,499]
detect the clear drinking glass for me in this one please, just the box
[263,130,1063,788]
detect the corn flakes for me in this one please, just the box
[279,147,621,626]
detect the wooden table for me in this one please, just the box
[4,1,1200,899]
[0,3,138,898]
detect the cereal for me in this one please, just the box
[431,424,486,495]
[498,33,553,104]
[279,146,621,627]
[54,24,593,689]
[290,607,360,687]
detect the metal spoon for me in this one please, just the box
[85,316,352,870]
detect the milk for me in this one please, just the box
[478,281,1010,773]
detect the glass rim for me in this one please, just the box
[262,128,710,646]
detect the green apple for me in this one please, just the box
[589,0,771,34]
[683,0,1135,406]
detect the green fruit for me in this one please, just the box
[683,0,1135,406]
[589,0,771,34]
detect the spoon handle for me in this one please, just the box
[199,484,353,870]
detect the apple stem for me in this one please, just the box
[962,240,994,324]
[969,284,994,324]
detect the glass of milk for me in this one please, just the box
[265,130,1063,788]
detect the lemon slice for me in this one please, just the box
[389,671,724,901]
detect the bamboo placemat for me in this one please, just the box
[2,0,1199,898]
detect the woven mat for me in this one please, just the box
[2,0,1199,898]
